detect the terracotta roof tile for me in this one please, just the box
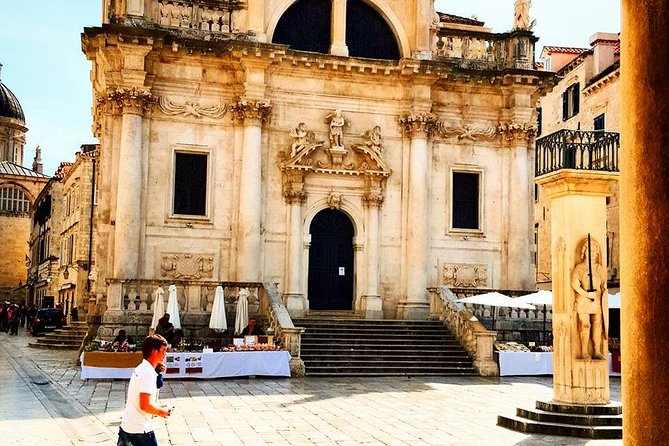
[542,46,591,55]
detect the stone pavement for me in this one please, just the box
[0,329,623,446]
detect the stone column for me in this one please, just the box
[361,191,384,319]
[621,1,669,443]
[330,0,349,57]
[283,184,308,317]
[413,0,435,60]
[397,114,437,320]
[537,171,618,405]
[108,88,154,279]
[231,99,271,282]
[126,0,144,16]
[246,0,267,42]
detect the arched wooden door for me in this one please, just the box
[308,209,354,310]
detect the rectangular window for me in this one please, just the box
[173,152,208,216]
[562,82,580,121]
[594,113,605,135]
[452,172,480,230]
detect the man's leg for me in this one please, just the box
[577,314,592,359]
[591,314,604,359]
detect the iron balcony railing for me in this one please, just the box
[535,130,620,177]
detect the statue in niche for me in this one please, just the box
[571,237,608,360]
[513,0,531,30]
[363,126,384,155]
[289,122,309,157]
[325,110,349,149]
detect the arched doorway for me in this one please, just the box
[308,209,354,310]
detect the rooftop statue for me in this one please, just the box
[513,0,531,30]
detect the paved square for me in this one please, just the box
[0,330,622,446]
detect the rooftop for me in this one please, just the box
[0,161,49,179]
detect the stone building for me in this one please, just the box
[535,33,621,290]
[0,65,50,303]
[83,0,554,337]
[27,146,99,312]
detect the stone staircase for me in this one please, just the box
[28,321,88,350]
[498,400,623,439]
[293,313,478,377]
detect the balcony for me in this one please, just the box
[535,130,620,177]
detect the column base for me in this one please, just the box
[396,302,430,320]
[330,43,349,57]
[361,294,383,319]
[283,293,307,318]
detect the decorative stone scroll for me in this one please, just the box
[160,253,214,279]
[158,96,227,119]
[443,263,488,288]
[230,98,272,125]
[434,121,538,142]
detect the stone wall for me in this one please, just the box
[0,214,30,302]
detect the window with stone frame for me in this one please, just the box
[173,152,208,216]
[0,185,30,214]
[562,82,580,121]
[452,171,480,231]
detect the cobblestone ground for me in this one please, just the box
[0,329,622,446]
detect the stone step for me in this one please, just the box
[41,332,86,339]
[294,318,444,326]
[28,342,81,350]
[301,339,463,347]
[301,328,453,336]
[497,415,623,440]
[535,400,623,416]
[53,327,88,334]
[303,311,363,319]
[31,338,82,346]
[301,348,470,356]
[306,366,479,376]
[517,408,622,427]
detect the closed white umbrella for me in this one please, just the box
[518,290,553,344]
[209,286,228,331]
[234,288,249,335]
[151,287,165,330]
[166,284,182,329]
[456,292,536,330]
[608,292,621,309]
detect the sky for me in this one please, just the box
[0,1,620,176]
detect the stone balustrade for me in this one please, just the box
[428,286,498,376]
[153,0,241,33]
[433,31,535,71]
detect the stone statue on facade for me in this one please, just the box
[571,237,608,360]
[513,0,531,30]
[289,122,309,157]
[363,126,384,155]
[325,110,349,149]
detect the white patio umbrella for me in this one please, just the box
[234,288,249,335]
[608,292,621,309]
[150,287,165,330]
[456,292,536,330]
[209,286,228,331]
[166,284,182,329]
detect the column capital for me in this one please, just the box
[362,192,384,208]
[101,87,156,115]
[230,98,272,126]
[399,113,438,138]
[284,190,307,205]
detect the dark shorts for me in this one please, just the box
[117,428,158,446]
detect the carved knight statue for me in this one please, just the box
[513,0,531,30]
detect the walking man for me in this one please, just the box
[118,334,173,446]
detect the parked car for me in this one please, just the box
[31,308,67,335]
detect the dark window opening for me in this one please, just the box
[594,113,606,139]
[174,153,207,216]
[536,107,542,136]
[272,0,331,54]
[452,172,480,230]
[562,82,580,121]
[346,0,400,60]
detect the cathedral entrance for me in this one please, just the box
[308,209,354,310]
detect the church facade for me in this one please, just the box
[84,0,553,335]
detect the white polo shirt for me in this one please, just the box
[121,359,158,434]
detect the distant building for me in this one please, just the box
[535,33,621,289]
[27,146,98,312]
[0,64,49,303]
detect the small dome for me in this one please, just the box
[0,73,25,122]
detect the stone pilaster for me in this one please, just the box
[620,1,669,443]
[246,0,267,42]
[283,183,308,317]
[397,113,437,320]
[330,0,349,57]
[231,98,272,282]
[361,191,384,319]
[413,0,435,60]
[105,88,155,279]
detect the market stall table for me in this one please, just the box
[81,350,291,380]
[497,351,620,376]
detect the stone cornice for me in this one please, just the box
[230,98,272,125]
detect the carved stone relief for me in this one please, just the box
[443,263,488,288]
[158,96,226,119]
[435,121,538,142]
[160,253,214,279]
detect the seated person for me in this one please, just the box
[241,318,265,336]
[172,329,184,347]
[155,313,175,345]
[112,329,134,345]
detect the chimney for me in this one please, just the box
[32,146,43,174]
[589,32,620,75]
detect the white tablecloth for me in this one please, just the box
[81,351,291,380]
[497,351,620,376]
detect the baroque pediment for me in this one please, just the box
[280,121,391,177]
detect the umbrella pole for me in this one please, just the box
[491,306,496,331]
[543,304,547,345]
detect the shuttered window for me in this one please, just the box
[562,82,580,121]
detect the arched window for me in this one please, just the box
[272,0,400,60]
[0,186,31,214]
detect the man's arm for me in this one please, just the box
[139,393,171,417]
